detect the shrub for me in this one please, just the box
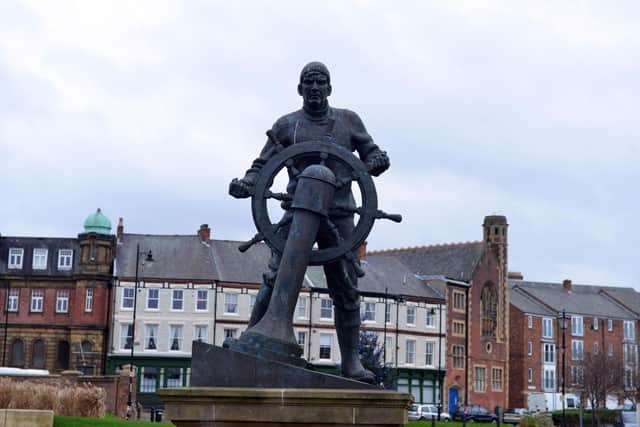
[521,412,554,427]
[550,409,620,427]
[0,378,105,418]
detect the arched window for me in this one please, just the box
[31,339,46,369]
[480,283,498,338]
[56,341,70,370]
[81,340,93,353]
[10,339,24,367]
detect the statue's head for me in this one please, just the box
[298,62,331,111]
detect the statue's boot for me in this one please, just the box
[248,282,273,327]
[335,308,376,384]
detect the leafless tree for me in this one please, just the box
[621,352,639,406]
[581,351,625,426]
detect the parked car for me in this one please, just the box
[452,405,498,423]
[408,404,451,421]
[621,411,637,427]
[502,408,528,425]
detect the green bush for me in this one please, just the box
[550,409,620,427]
[521,412,554,427]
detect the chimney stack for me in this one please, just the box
[563,279,572,291]
[358,241,367,261]
[508,271,523,280]
[198,224,211,242]
[117,218,124,242]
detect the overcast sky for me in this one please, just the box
[1,1,638,291]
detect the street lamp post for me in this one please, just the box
[126,244,154,420]
[559,310,568,427]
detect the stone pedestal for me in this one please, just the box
[158,387,412,427]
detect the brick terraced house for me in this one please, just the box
[372,215,510,414]
[0,209,115,374]
[509,277,640,410]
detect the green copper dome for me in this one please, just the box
[83,208,112,235]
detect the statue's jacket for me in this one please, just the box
[243,107,385,216]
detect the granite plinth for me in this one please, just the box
[158,387,412,427]
[191,341,375,389]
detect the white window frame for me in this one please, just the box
[57,249,73,270]
[297,296,307,318]
[624,320,635,340]
[425,341,435,366]
[169,324,183,351]
[145,324,158,350]
[405,339,415,364]
[527,367,533,383]
[55,289,69,313]
[194,325,208,343]
[608,319,613,331]
[492,367,503,391]
[32,248,48,270]
[121,287,134,310]
[195,289,208,312]
[527,315,533,329]
[8,248,24,269]
[543,343,556,364]
[542,317,553,338]
[320,299,333,320]
[592,317,599,330]
[406,305,416,326]
[171,289,184,311]
[319,334,332,360]
[249,294,257,314]
[528,341,533,356]
[571,340,584,361]
[30,289,44,312]
[362,301,376,322]
[224,293,238,314]
[425,308,435,328]
[385,302,391,323]
[7,289,19,312]
[224,328,237,339]
[474,366,486,392]
[120,323,133,350]
[84,288,94,312]
[571,315,583,336]
[147,288,160,310]
[543,367,556,390]
[297,331,306,347]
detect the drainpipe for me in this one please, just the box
[307,289,312,358]
[465,286,470,405]
[213,284,219,345]
[395,297,400,369]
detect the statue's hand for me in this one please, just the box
[229,177,254,199]
[365,151,390,177]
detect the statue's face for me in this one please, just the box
[298,71,331,109]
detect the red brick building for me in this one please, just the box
[0,209,115,374]
[372,215,510,414]
[509,277,640,410]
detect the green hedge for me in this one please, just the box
[550,409,620,427]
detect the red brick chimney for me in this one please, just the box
[563,279,572,291]
[117,218,124,242]
[358,242,367,260]
[198,224,211,241]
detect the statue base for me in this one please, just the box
[190,341,374,389]
[157,387,412,427]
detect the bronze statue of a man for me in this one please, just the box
[229,62,390,382]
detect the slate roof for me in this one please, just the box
[116,234,217,281]
[210,240,271,284]
[369,241,485,282]
[509,284,557,316]
[0,236,79,276]
[510,280,639,319]
[305,253,445,301]
[598,287,640,316]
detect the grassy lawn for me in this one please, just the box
[54,414,175,427]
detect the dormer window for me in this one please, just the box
[32,249,48,270]
[8,248,24,269]
[58,249,73,270]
